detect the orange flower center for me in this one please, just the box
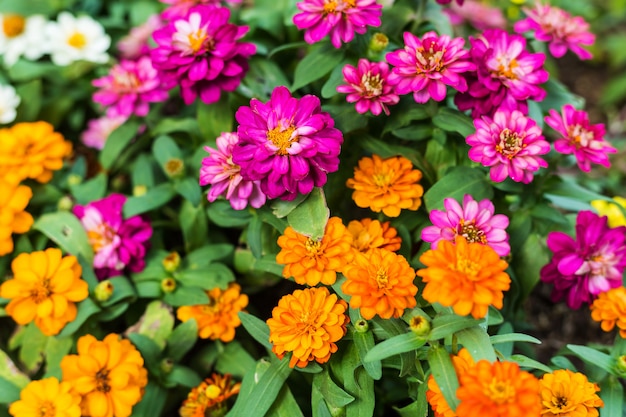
[96,369,111,393]
[416,44,445,72]
[87,224,116,252]
[201,297,219,313]
[113,71,140,92]
[372,171,393,187]
[267,125,297,155]
[375,267,389,289]
[188,29,214,54]
[324,1,338,13]
[496,128,525,159]
[68,32,87,48]
[38,401,56,417]
[30,280,51,303]
[452,258,480,279]
[567,124,594,148]
[496,57,519,80]
[361,73,383,97]
[344,0,356,7]
[459,219,487,244]
[305,238,323,255]
[488,378,515,404]
[2,15,25,38]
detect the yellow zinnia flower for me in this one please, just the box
[426,348,475,417]
[0,121,72,184]
[347,218,402,253]
[341,248,418,319]
[0,248,88,336]
[591,197,626,228]
[590,286,626,338]
[0,179,33,255]
[179,373,241,417]
[346,154,423,217]
[61,334,148,417]
[176,282,249,342]
[267,286,348,368]
[8,377,81,417]
[539,369,603,417]
[276,216,354,286]
[417,236,510,319]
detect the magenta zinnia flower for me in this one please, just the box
[466,109,550,183]
[117,15,162,59]
[200,132,267,210]
[336,59,399,115]
[455,29,549,118]
[74,194,152,280]
[544,104,616,172]
[444,0,506,31]
[232,86,343,201]
[81,114,128,150]
[422,194,510,256]
[514,2,595,60]
[293,0,382,49]
[150,5,255,105]
[385,31,474,103]
[92,56,169,117]
[541,210,626,309]
[160,0,242,20]
[437,0,464,5]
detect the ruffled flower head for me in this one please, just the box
[276,216,354,286]
[151,5,255,104]
[444,0,506,31]
[455,29,549,118]
[422,194,510,256]
[539,369,604,417]
[176,283,249,342]
[544,104,616,172]
[346,154,424,217]
[337,59,399,115]
[293,0,382,49]
[45,12,111,66]
[8,377,81,417]
[466,109,550,183]
[92,56,169,117]
[179,373,241,417]
[0,13,48,67]
[81,114,128,150]
[348,218,402,253]
[417,236,511,319]
[0,180,33,255]
[514,2,595,60]
[232,86,343,200]
[160,0,243,20]
[540,210,626,309]
[386,31,474,103]
[591,286,626,338]
[199,131,266,210]
[0,248,88,336]
[73,193,152,280]
[267,286,349,368]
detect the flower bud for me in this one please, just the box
[161,277,177,293]
[57,195,74,212]
[353,318,369,333]
[160,358,174,374]
[615,354,626,377]
[369,32,389,53]
[164,158,185,178]
[409,315,431,336]
[67,174,82,186]
[162,251,181,273]
[133,184,148,197]
[94,280,114,302]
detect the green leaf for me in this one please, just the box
[18,324,47,373]
[429,315,482,341]
[321,63,348,99]
[432,108,475,138]
[15,79,42,121]
[395,382,429,417]
[165,365,202,388]
[215,341,256,378]
[123,183,176,217]
[166,319,198,362]
[70,173,107,205]
[58,297,101,337]
[600,376,623,417]
[247,214,263,259]
[489,333,541,346]
[163,286,210,307]
[364,332,427,363]
[427,346,459,412]
[152,117,202,140]
[267,384,305,417]
[322,104,368,133]
[178,199,209,252]
[286,188,330,240]
[175,177,203,207]
[131,154,156,188]
[238,312,272,349]
[352,329,382,380]
[271,194,307,218]
[127,333,162,370]
[152,135,183,176]
[197,95,233,140]
[43,337,73,379]
[33,212,94,264]
[176,263,234,290]
[423,167,493,212]
[98,276,137,308]
[0,377,20,405]
[567,345,614,373]
[128,301,175,351]
[455,326,497,362]
[186,244,234,269]
[207,200,253,227]
[509,354,553,373]
[0,350,29,388]
[312,368,355,409]
[100,119,141,170]
[339,344,375,417]
[131,381,167,417]
[239,57,292,100]
[292,44,345,91]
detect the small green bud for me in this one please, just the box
[162,252,181,273]
[354,318,369,333]
[369,33,389,53]
[164,158,185,178]
[160,358,174,374]
[67,174,82,186]
[57,195,74,211]
[133,184,148,197]
[161,277,177,293]
[94,280,114,302]
[615,354,626,377]
[409,315,431,336]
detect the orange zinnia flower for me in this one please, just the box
[456,360,541,417]
[417,236,510,319]
[61,334,148,417]
[590,286,626,338]
[426,348,476,417]
[539,369,603,417]
[0,248,88,336]
[8,377,82,417]
[0,180,34,255]
[267,286,349,368]
[341,248,418,319]
[276,216,354,286]
[177,282,249,342]
[0,121,72,184]
[346,154,424,217]
[179,373,241,417]
[348,218,402,253]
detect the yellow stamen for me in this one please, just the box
[267,125,297,155]
[2,15,25,38]
[68,32,87,48]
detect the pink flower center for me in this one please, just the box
[458,219,487,244]
[496,128,525,159]
[267,125,297,155]
[113,71,140,93]
[360,72,383,97]
[567,124,594,148]
[87,223,117,252]
[416,41,445,72]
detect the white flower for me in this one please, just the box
[0,84,20,124]
[0,13,48,67]
[46,12,111,66]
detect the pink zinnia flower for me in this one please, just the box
[422,194,510,256]
[514,2,595,60]
[232,86,343,201]
[444,0,506,31]
[544,104,616,172]
[293,0,382,49]
[74,194,152,280]
[117,15,162,59]
[92,56,169,117]
[81,115,128,150]
[200,132,267,210]
[437,0,464,4]
[385,31,474,104]
[541,210,626,309]
[160,0,242,20]
[455,29,549,118]
[336,59,399,115]
[150,5,255,105]
[466,109,550,183]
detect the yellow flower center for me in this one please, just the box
[344,0,356,7]
[372,170,394,187]
[305,238,323,255]
[496,57,519,80]
[361,72,383,97]
[452,257,480,279]
[201,296,219,313]
[38,401,56,417]
[496,128,525,159]
[567,124,594,148]
[487,378,515,404]
[30,280,51,303]
[205,384,222,400]
[324,0,338,13]
[113,72,140,92]
[87,224,116,252]
[416,45,445,72]
[267,125,297,155]
[2,14,25,38]
[375,267,389,288]
[95,369,111,393]
[68,32,87,48]
[459,219,487,244]
[187,29,213,54]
